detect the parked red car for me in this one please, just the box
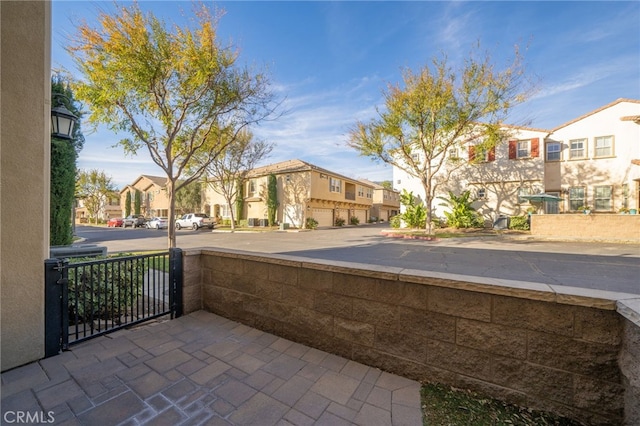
[107,217,124,227]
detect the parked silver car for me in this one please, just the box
[146,217,168,230]
[123,214,146,228]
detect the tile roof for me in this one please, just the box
[246,159,375,187]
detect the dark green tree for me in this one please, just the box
[50,75,84,246]
[134,190,142,215]
[267,174,278,226]
[125,191,132,217]
[50,140,76,245]
[175,181,202,215]
[235,179,244,222]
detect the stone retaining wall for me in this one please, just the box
[531,214,640,242]
[182,248,640,425]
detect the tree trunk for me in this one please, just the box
[167,180,177,248]
[227,195,236,232]
[423,182,433,235]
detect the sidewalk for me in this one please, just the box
[1,311,422,425]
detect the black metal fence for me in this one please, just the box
[45,249,182,357]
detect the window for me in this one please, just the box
[594,136,613,158]
[411,153,420,162]
[221,204,234,218]
[569,187,585,211]
[448,148,459,160]
[477,188,486,199]
[517,140,530,158]
[366,188,373,198]
[546,142,561,161]
[622,183,629,209]
[517,187,530,204]
[248,180,257,196]
[594,186,612,211]
[357,186,364,197]
[569,139,586,159]
[545,192,560,214]
[471,145,490,162]
[329,177,341,193]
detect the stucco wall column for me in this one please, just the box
[1,1,51,371]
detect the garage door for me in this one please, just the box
[354,209,367,224]
[310,208,333,227]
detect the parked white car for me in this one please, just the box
[175,213,215,230]
[146,217,168,230]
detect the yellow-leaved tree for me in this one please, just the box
[348,44,535,234]
[68,2,278,247]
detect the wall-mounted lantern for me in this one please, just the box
[51,94,78,140]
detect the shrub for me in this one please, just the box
[306,217,318,229]
[238,219,248,228]
[399,190,427,228]
[335,217,345,227]
[67,253,148,324]
[438,190,484,229]
[390,215,401,229]
[509,215,530,230]
[350,216,360,225]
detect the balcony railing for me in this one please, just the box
[345,191,356,200]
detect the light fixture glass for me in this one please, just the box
[51,97,78,140]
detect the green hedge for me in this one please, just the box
[509,215,530,230]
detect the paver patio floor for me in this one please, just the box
[1,311,422,425]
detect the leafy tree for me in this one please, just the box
[399,190,426,229]
[380,180,393,190]
[438,190,484,229]
[134,190,142,215]
[125,192,132,217]
[267,174,278,226]
[50,76,84,246]
[76,169,118,224]
[68,2,278,247]
[348,44,533,234]
[205,130,272,231]
[175,181,202,215]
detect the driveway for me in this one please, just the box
[74,224,640,295]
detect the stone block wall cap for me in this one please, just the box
[617,298,640,327]
[300,258,402,280]
[550,285,639,310]
[400,269,556,301]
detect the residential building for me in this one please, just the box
[120,175,170,218]
[359,179,400,221]
[203,159,375,227]
[543,99,640,213]
[75,193,121,223]
[393,99,640,223]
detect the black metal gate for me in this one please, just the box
[45,249,183,357]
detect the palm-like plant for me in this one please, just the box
[438,191,484,228]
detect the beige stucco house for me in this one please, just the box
[394,99,640,222]
[120,175,170,218]
[75,193,121,223]
[359,179,400,221]
[203,159,375,227]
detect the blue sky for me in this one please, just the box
[52,1,640,189]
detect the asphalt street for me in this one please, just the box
[74,224,640,295]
